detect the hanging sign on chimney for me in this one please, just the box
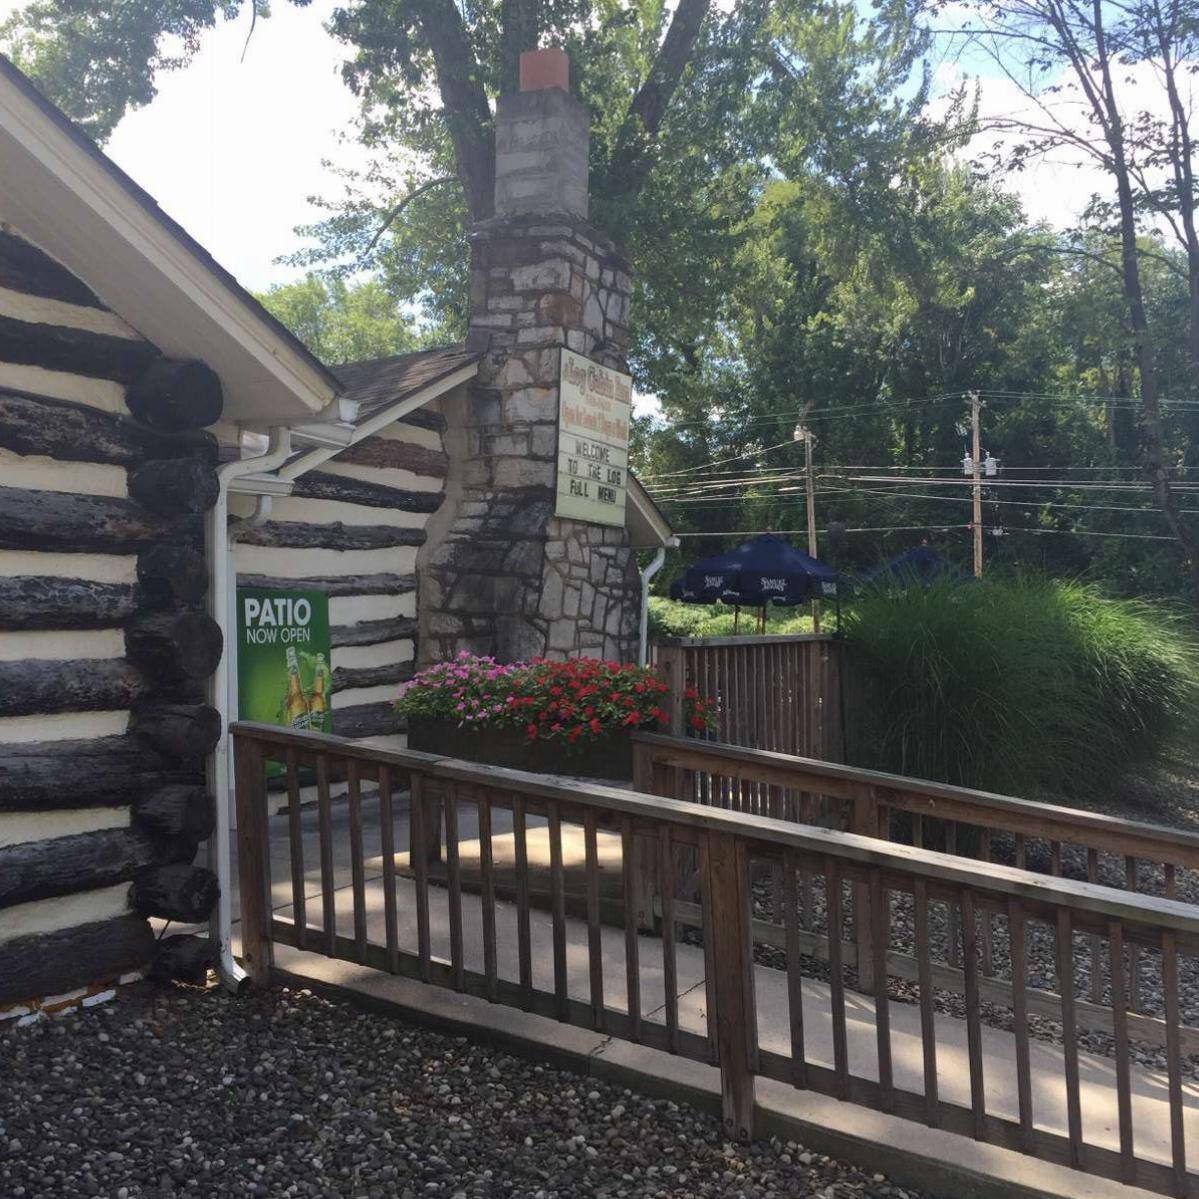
[554,348,632,527]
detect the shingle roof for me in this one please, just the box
[335,346,480,418]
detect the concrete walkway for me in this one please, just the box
[240,797,1199,1180]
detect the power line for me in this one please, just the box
[674,524,974,539]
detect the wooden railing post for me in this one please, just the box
[657,643,686,738]
[704,830,757,1141]
[233,730,273,987]
[851,786,879,992]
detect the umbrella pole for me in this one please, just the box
[734,605,740,634]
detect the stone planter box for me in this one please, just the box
[407,715,639,781]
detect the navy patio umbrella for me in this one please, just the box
[669,534,840,607]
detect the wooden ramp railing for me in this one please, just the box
[633,731,1199,1054]
[654,635,842,760]
[234,721,1199,1198]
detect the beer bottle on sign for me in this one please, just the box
[308,653,329,733]
[284,645,310,729]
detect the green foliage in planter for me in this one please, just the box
[843,576,1199,799]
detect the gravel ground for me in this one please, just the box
[0,983,937,1199]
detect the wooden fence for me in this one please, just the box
[653,634,842,761]
[633,731,1199,1054]
[234,721,1199,1198]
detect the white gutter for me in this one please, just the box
[638,543,674,667]
[206,427,292,992]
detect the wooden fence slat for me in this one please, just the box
[1108,920,1135,1183]
[621,815,642,1042]
[826,859,849,1100]
[1088,849,1102,1005]
[783,848,807,1087]
[870,869,894,1112]
[346,758,368,964]
[514,794,533,1010]
[1127,856,1143,1013]
[549,801,568,1022]
[1057,907,1083,1168]
[660,823,679,1052]
[913,877,938,1127]
[378,764,399,975]
[479,792,498,1002]
[585,808,604,1031]
[316,752,336,958]
[284,747,306,951]
[411,774,431,983]
[1008,897,1034,1153]
[444,781,465,992]
[1162,930,1188,1195]
[961,889,986,1141]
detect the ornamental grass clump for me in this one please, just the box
[396,651,715,748]
[844,576,1199,800]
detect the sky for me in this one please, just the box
[0,1,1185,294]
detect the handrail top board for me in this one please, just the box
[654,633,835,648]
[632,731,1199,859]
[232,721,1199,935]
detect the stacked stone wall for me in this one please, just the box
[423,215,640,664]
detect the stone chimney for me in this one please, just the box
[421,48,639,664]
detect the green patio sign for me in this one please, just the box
[236,586,332,739]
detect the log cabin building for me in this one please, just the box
[0,48,673,1014]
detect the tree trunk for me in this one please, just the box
[1094,1,1199,598]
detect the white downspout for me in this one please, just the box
[638,546,668,667]
[207,428,292,991]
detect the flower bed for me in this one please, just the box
[397,653,714,779]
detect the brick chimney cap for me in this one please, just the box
[520,47,570,92]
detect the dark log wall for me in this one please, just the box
[232,416,448,754]
[0,228,223,1011]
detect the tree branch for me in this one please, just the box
[411,0,495,221]
[607,0,712,200]
[365,176,459,254]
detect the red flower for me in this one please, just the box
[690,715,706,730]
[588,717,602,734]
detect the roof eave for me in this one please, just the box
[0,55,341,424]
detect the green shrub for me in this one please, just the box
[648,597,814,640]
[842,576,1199,799]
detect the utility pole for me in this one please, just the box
[970,391,983,578]
[800,426,821,632]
